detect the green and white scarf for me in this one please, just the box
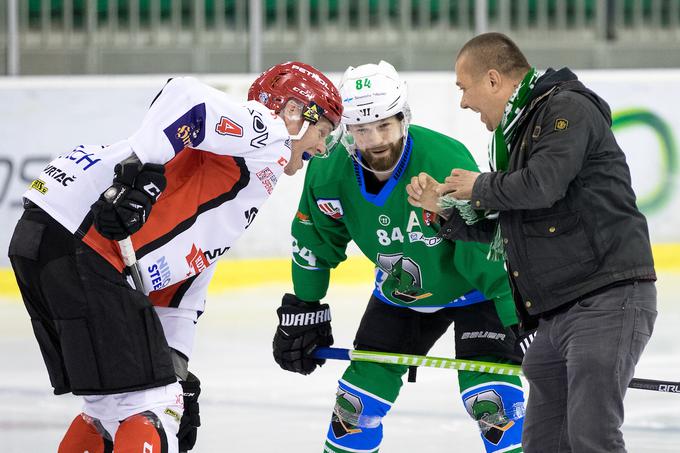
[440,67,541,260]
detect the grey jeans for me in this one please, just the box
[521,281,657,453]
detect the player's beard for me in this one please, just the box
[359,138,404,173]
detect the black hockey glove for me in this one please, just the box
[273,293,333,375]
[91,162,166,240]
[178,371,201,452]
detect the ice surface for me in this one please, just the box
[1,276,679,452]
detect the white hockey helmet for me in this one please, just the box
[326,61,411,174]
[338,60,410,126]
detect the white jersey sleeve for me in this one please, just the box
[128,77,289,165]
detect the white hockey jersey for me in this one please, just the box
[24,77,292,313]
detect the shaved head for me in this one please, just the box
[457,32,530,78]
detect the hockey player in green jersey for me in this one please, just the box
[272,61,526,453]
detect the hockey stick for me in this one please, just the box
[118,237,146,293]
[313,347,680,394]
[314,347,522,376]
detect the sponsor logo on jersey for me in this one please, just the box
[247,108,269,148]
[244,207,258,228]
[421,209,435,226]
[460,331,507,341]
[316,198,343,219]
[378,214,390,226]
[164,103,206,153]
[30,179,48,194]
[277,156,288,166]
[250,132,268,149]
[408,231,442,247]
[42,164,77,186]
[296,210,312,225]
[252,114,267,133]
[256,167,277,194]
[58,145,102,171]
[185,243,209,276]
[205,246,230,262]
[284,138,292,149]
[215,116,243,137]
[147,256,171,290]
[164,408,181,423]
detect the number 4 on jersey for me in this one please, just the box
[215,116,244,137]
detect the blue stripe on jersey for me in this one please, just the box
[353,134,413,207]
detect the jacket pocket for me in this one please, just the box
[521,213,598,287]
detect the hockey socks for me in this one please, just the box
[324,361,404,453]
[459,356,525,453]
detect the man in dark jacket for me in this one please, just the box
[406,32,657,452]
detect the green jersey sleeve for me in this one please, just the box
[291,159,353,302]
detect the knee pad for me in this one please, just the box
[59,413,113,453]
[114,411,171,453]
[325,380,393,453]
[461,381,525,453]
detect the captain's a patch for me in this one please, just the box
[554,118,569,131]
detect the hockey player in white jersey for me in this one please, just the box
[8,61,342,453]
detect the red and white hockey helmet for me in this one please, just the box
[248,61,343,129]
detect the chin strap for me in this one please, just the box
[346,120,409,176]
[353,126,409,176]
[289,120,311,141]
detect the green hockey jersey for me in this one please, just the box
[291,125,517,327]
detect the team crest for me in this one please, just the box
[316,198,344,219]
[464,389,513,445]
[331,388,363,438]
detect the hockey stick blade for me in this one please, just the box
[313,347,680,394]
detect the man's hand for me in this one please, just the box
[439,169,481,201]
[406,172,442,212]
[90,162,166,240]
[273,293,333,375]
